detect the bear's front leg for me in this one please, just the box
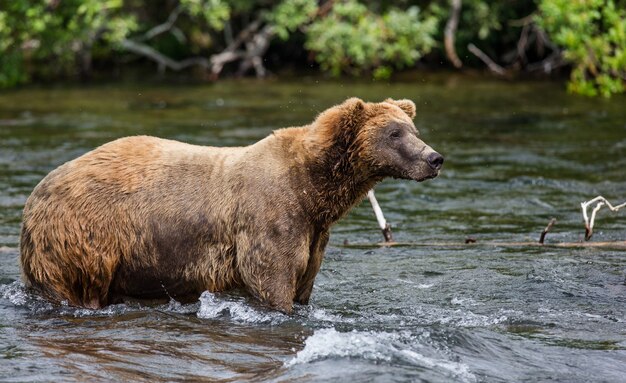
[236,233,309,314]
[295,230,329,305]
[256,272,298,314]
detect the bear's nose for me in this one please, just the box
[427,152,444,170]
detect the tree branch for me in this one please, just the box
[237,25,275,77]
[137,5,184,42]
[468,43,506,76]
[367,190,393,242]
[516,23,530,64]
[508,13,536,27]
[209,18,264,79]
[444,0,463,68]
[119,39,209,73]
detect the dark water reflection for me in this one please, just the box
[1,77,625,382]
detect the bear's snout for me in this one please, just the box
[426,152,444,170]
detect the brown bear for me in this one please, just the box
[20,98,443,313]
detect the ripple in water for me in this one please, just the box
[286,328,476,382]
[0,281,200,317]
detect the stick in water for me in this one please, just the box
[539,218,556,244]
[580,196,626,241]
[367,190,393,242]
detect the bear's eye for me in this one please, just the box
[389,130,402,139]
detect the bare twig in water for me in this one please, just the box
[444,0,463,68]
[367,190,393,242]
[465,237,477,244]
[581,196,626,241]
[539,218,556,244]
[343,240,626,250]
[467,43,506,76]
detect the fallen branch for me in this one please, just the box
[525,51,565,73]
[367,190,393,242]
[539,218,556,244]
[341,240,626,250]
[444,0,463,68]
[581,196,626,241]
[119,39,209,73]
[468,43,506,76]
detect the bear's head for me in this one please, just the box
[315,97,443,183]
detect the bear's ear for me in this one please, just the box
[314,97,366,142]
[339,97,366,127]
[385,98,416,119]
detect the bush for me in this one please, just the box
[0,0,136,87]
[537,0,626,97]
[305,0,438,79]
[0,0,623,96]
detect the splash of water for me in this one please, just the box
[285,328,476,382]
[197,291,288,325]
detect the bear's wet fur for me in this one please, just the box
[20,98,442,313]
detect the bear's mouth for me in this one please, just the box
[412,170,440,182]
[394,166,440,182]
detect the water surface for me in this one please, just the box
[1,77,625,382]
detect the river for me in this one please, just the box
[1,77,625,382]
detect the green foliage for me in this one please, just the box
[537,0,626,97]
[0,51,27,89]
[268,0,318,41]
[305,0,437,78]
[430,0,505,41]
[180,0,231,31]
[0,0,623,96]
[0,0,136,87]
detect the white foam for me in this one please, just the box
[437,308,508,327]
[286,328,397,366]
[0,281,28,305]
[409,304,512,328]
[451,297,479,306]
[286,328,476,382]
[0,281,200,317]
[0,281,57,313]
[60,304,128,317]
[156,298,200,314]
[397,279,434,289]
[197,291,287,325]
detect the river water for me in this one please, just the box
[1,77,625,382]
